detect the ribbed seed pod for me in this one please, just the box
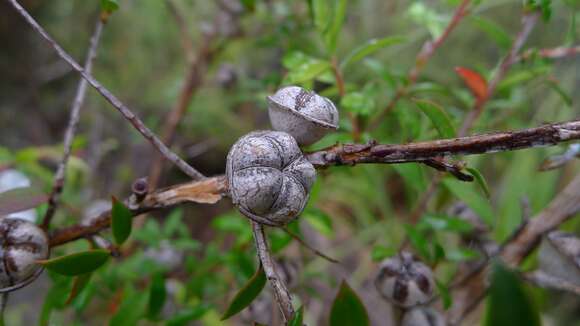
[267,86,339,146]
[375,252,435,308]
[226,131,316,226]
[0,217,49,292]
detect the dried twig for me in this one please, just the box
[517,45,580,62]
[448,174,580,324]
[252,222,295,323]
[523,270,580,296]
[42,16,105,229]
[7,0,205,181]
[368,0,471,130]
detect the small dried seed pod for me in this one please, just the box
[375,252,435,308]
[0,217,49,292]
[401,307,446,326]
[226,131,316,226]
[267,86,339,146]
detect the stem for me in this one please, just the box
[251,221,295,322]
[7,0,205,181]
[42,17,105,229]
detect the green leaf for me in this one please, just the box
[324,0,348,53]
[445,248,480,262]
[470,17,512,50]
[39,250,110,276]
[371,245,396,262]
[419,214,474,234]
[545,79,573,107]
[484,262,541,326]
[329,281,369,326]
[442,178,494,225]
[286,60,332,84]
[413,99,456,138]
[109,285,149,326]
[240,0,256,11]
[303,208,334,237]
[166,304,210,326]
[405,225,431,261]
[111,197,133,246]
[497,65,552,91]
[288,306,304,326]
[341,36,406,69]
[435,280,452,310]
[313,0,331,35]
[221,265,267,320]
[465,167,491,198]
[100,0,119,13]
[147,274,166,320]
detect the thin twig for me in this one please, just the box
[251,221,295,323]
[523,270,580,296]
[7,0,205,181]
[517,45,580,62]
[283,227,340,264]
[42,17,105,229]
[368,0,471,131]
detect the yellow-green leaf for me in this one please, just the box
[221,265,267,320]
[341,36,406,69]
[413,99,456,138]
[465,167,491,198]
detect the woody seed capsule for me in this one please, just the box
[267,86,339,146]
[0,217,49,292]
[226,131,316,226]
[375,252,435,308]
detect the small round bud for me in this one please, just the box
[267,86,339,146]
[0,218,49,292]
[375,252,435,308]
[401,307,445,326]
[226,131,316,226]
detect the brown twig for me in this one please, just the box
[251,222,295,323]
[368,0,471,131]
[523,270,580,296]
[306,119,580,167]
[283,227,340,264]
[42,16,105,230]
[164,0,195,62]
[517,45,580,62]
[7,0,205,181]
[448,174,580,324]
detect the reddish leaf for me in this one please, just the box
[455,67,488,101]
[0,187,47,215]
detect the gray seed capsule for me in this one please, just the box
[226,131,316,226]
[267,86,339,146]
[375,252,435,308]
[539,231,580,284]
[401,307,446,326]
[0,217,49,292]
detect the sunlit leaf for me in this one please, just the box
[413,99,456,138]
[39,250,110,276]
[0,187,47,215]
[221,265,267,320]
[455,67,488,102]
[484,262,541,326]
[341,36,406,69]
[111,197,133,246]
[329,281,369,326]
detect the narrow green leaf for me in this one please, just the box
[111,197,133,246]
[324,0,348,53]
[465,167,491,198]
[39,249,110,276]
[303,208,334,237]
[341,36,406,69]
[288,306,304,326]
[405,225,431,262]
[65,273,92,305]
[221,265,267,320]
[371,246,396,262]
[329,281,369,326]
[286,61,331,84]
[147,273,167,320]
[445,248,480,262]
[435,280,452,310]
[166,304,210,326]
[470,17,512,50]
[484,262,541,326]
[341,92,375,116]
[312,0,331,35]
[419,214,474,234]
[545,79,573,107]
[413,99,456,138]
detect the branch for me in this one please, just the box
[306,119,580,167]
[523,270,580,296]
[42,16,106,229]
[7,0,205,181]
[48,176,226,247]
[517,45,580,62]
[252,221,295,322]
[368,0,470,130]
[448,174,580,324]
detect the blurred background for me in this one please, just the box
[0,0,579,325]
